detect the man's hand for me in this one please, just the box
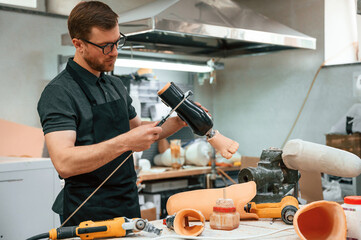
[195,102,211,117]
[125,123,163,152]
[175,115,188,127]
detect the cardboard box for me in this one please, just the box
[141,207,156,221]
[143,193,161,219]
[326,133,361,157]
[326,133,361,197]
[0,119,44,157]
[240,156,260,169]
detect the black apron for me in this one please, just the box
[62,64,140,226]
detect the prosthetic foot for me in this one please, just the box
[207,130,239,159]
[166,182,258,220]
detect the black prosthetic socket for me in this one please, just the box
[158,82,213,136]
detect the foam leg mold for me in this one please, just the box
[166,182,258,220]
[283,139,361,178]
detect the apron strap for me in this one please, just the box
[66,64,97,107]
[108,78,127,104]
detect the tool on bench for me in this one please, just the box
[163,209,206,236]
[26,217,162,240]
[238,148,300,203]
[244,195,299,225]
[238,148,300,224]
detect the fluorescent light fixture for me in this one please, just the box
[115,58,214,73]
[0,0,36,8]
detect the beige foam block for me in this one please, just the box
[283,139,361,178]
[0,119,44,157]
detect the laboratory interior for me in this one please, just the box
[1,0,361,239]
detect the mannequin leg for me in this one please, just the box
[282,139,361,177]
[207,130,239,159]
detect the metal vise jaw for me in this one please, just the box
[238,148,300,203]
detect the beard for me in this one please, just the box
[83,51,116,73]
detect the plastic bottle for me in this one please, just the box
[342,196,361,239]
[210,198,240,230]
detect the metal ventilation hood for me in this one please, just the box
[118,0,316,58]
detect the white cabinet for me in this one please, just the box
[0,157,61,240]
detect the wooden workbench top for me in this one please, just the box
[139,165,241,181]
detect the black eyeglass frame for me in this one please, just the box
[80,32,127,55]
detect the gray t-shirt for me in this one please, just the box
[37,58,137,146]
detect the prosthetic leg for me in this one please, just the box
[158,82,239,159]
[166,182,258,220]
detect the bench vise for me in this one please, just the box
[238,148,300,203]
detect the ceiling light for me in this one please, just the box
[115,58,215,73]
[0,0,36,8]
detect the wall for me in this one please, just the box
[0,10,74,127]
[1,1,360,158]
[0,9,192,129]
[195,0,360,157]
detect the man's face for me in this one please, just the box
[82,26,120,73]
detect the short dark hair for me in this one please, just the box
[68,1,118,40]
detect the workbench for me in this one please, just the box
[139,165,240,181]
[138,156,259,182]
[107,219,299,239]
[139,165,241,219]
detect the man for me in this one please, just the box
[37,1,186,226]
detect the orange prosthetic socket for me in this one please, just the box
[293,201,347,240]
[173,209,205,236]
[166,182,258,220]
[207,130,239,159]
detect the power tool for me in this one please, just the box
[26,217,162,240]
[244,195,299,225]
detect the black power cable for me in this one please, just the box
[26,232,49,240]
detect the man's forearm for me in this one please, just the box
[157,116,185,139]
[47,133,130,179]
[47,123,162,179]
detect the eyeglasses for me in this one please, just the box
[81,32,126,55]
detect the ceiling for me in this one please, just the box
[45,0,158,16]
[1,0,317,59]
